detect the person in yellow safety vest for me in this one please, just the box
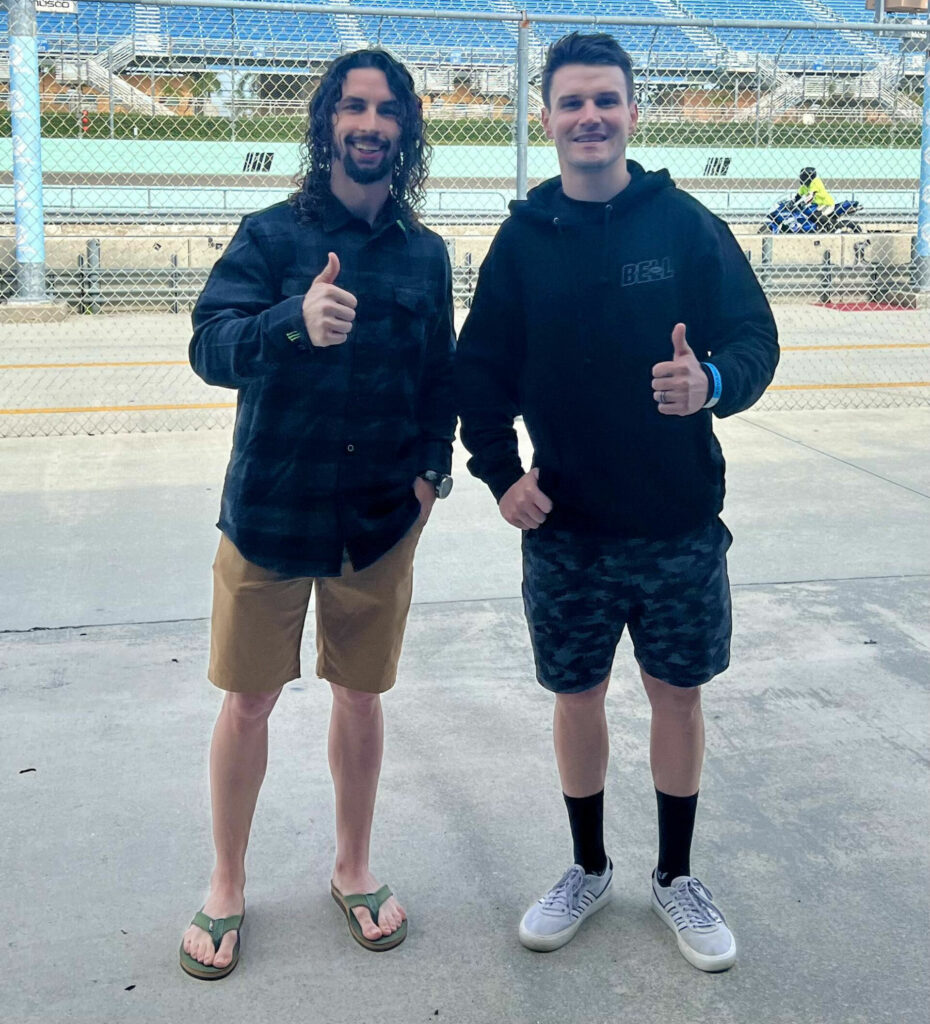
[796,167,836,219]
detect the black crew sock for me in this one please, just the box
[655,789,699,887]
[563,790,608,876]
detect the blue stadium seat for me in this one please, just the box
[357,0,514,60]
[3,2,340,61]
[680,1,873,67]
[160,3,340,61]
[3,0,915,68]
[524,0,695,61]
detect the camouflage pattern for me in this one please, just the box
[521,519,733,694]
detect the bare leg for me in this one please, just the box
[181,687,281,968]
[328,682,405,941]
[553,676,611,798]
[640,669,704,796]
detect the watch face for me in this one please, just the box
[436,475,453,499]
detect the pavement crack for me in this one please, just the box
[0,615,209,635]
[2,576,927,633]
[731,573,930,588]
[740,417,930,501]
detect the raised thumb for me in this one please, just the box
[671,322,690,358]
[314,251,339,286]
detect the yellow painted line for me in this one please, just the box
[769,381,930,392]
[0,344,926,370]
[0,360,186,369]
[781,343,930,352]
[0,402,235,415]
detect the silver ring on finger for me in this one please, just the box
[658,391,669,405]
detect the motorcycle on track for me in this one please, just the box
[759,197,862,234]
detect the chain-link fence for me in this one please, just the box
[1,0,929,436]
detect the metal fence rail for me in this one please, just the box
[1,0,929,434]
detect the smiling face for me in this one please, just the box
[541,63,638,190]
[331,67,403,185]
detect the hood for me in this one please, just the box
[508,159,675,226]
[507,161,675,286]
[509,161,674,227]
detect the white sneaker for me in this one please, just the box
[518,861,613,952]
[651,872,737,972]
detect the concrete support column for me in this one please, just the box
[8,0,47,302]
[3,0,68,320]
[916,51,930,299]
[515,15,529,201]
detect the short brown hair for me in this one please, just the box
[542,32,635,107]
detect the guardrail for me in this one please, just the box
[0,185,919,224]
[0,253,918,314]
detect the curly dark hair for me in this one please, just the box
[292,49,431,226]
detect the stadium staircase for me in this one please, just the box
[337,3,371,50]
[93,38,136,75]
[650,0,724,62]
[486,0,533,43]
[92,43,177,115]
[133,5,168,57]
[796,0,888,60]
[797,0,923,116]
[49,49,177,115]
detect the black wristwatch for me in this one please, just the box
[420,470,453,499]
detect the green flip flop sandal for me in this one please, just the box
[331,883,408,952]
[179,908,245,980]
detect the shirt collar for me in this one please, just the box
[320,189,413,242]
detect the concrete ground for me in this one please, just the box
[1,304,929,440]
[1,407,929,1024]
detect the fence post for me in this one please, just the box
[108,46,116,139]
[7,0,47,303]
[86,238,102,315]
[916,50,930,301]
[761,234,773,290]
[820,248,833,305]
[515,14,529,201]
[230,9,238,143]
[170,253,179,315]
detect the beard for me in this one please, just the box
[338,139,395,185]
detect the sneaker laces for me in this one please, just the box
[540,865,585,914]
[671,877,726,931]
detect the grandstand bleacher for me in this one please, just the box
[16,2,342,63]
[523,1,698,63]
[685,1,868,62]
[1,1,925,72]
[358,1,514,60]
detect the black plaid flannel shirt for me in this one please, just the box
[190,194,456,577]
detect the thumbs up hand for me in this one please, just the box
[651,323,709,416]
[302,251,358,348]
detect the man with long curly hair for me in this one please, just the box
[180,49,455,978]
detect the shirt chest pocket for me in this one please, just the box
[355,282,432,351]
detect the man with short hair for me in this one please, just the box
[180,48,455,978]
[457,32,778,971]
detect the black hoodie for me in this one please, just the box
[456,163,780,539]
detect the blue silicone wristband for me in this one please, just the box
[702,362,722,409]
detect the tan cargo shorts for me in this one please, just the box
[208,522,423,695]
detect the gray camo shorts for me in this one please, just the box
[521,518,733,694]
